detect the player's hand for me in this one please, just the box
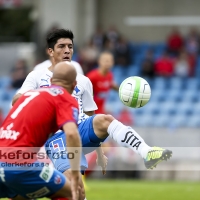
[96,154,108,175]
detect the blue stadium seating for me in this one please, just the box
[0,100,11,118]
[0,76,11,89]
[0,42,199,128]
[185,115,200,127]
[109,42,200,127]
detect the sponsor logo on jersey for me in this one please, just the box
[0,123,20,140]
[40,77,51,88]
[41,78,49,83]
[74,86,80,94]
[26,187,50,198]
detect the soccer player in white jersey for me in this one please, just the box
[12,29,172,200]
[34,59,84,74]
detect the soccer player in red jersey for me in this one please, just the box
[85,52,118,178]
[87,51,118,114]
[0,62,82,200]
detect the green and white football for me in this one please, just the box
[119,76,151,108]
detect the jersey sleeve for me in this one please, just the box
[71,61,84,75]
[17,71,38,94]
[82,78,98,111]
[55,94,79,128]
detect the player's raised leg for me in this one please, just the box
[92,114,172,169]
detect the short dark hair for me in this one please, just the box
[46,29,74,49]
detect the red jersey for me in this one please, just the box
[0,86,78,148]
[87,69,113,114]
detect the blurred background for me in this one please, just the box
[0,0,200,199]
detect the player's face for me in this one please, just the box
[49,38,73,64]
[99,54,114,71]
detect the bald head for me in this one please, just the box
[51,61,77,93]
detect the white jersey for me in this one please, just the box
[17,68,97,124]
[34,60,84,75]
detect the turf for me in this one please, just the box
[1,180,200,200]
[85,179,200,200]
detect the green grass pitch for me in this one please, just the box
[1,180,200,200]
[86,180,200,200]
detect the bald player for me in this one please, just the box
[0,62,82,200]
[12,29,98,200]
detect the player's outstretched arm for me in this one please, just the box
[63,122,82,200]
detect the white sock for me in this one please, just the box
[107,119,151,159]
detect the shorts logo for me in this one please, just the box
[26,187,50,198]
[39,165,54,183]
[49,138,65,153]
[54,175,62,184]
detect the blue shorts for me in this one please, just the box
[0,181,16,198]
[45,131,88,174]
[0,161,66,199]
[45,115,106,173]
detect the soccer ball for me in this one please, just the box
[119,76,151,108]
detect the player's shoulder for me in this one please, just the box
[71,60,81,67]
[29,67,47,77]
[34,60,51,71]
[71,60,84,74]
[27,68,52,85]
[26,68,45,79]
[76,73,91,85]
[75,74,92,94]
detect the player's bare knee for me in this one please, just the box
[102,114,115,130]
[94,114,114,131]
[104,114,115,123]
